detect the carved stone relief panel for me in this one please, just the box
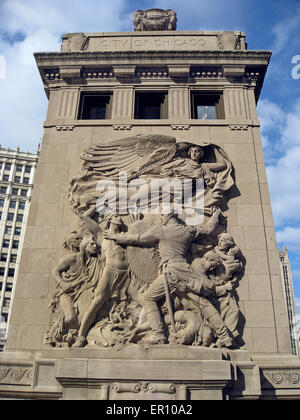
[45,134,245,351]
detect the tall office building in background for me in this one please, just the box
[279,246,300,357]
[0,146,39,350]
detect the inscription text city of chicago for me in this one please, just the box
[90,36,210,51]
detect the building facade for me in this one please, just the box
[0,147,39,350]
[279,246,299,357]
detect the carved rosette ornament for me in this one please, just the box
[45,134,245,351]
[133,9,177,31]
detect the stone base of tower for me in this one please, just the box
[0,346,299,400]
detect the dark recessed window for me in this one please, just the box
[135,92,168,119]
[16,214,23,222]
[0,187,7,194]
[78,93,112,120]
[6,283,13,292]
[14,227,21,236]
[24,166,31,174]
[191,93,224,120]
[5,163,11,171]
[16,165,23,172]
[3,175,9,182]
[7,213,14,221]
[21,189,27,197]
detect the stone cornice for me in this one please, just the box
[34,50,271,64]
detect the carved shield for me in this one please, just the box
[126,219,160,290]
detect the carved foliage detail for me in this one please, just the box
[264,370,300,387]
[0,366,33,386]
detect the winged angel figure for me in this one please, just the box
[69,134,234,216]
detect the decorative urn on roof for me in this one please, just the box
[133,8,177,31]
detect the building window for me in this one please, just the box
[5,283,13,292]
[5,163,11,171]
[78,92,112,120]
[0,187,7,194]
[9,201,16,209]
[5,226,12,235]
[1,254,7,262]
[2,240,10,248]
[16,214,23,222]
[12,188,19,195]
[191,92,224,120]
[21,189,27,197]
[14,176,21,183]
[0,199,4,208]
[19,201,26,210]
[14,227,21,236]
[8,268,15,277]
[16,165,23,172]
[3,175,9,182]
[135,92,168,119]
[23,177,30,185]
[0,268,5,276]
[24,166,31,174]
[12,241,19,249]
[10,254,17,263]
[7,213,14,221]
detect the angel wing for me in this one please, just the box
[81,134,177,179]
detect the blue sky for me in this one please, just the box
[0,0,300,323]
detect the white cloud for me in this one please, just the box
[258,98,300,227]
[277,227,300,251]
[257,98,285,134]
[0,0,129,152]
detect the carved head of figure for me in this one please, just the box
[202,251,222,272]
[161,210,180,226]
[80,237,98,258]
[63,232,83,252]
[188,146,204,163]
[217,233,235,252]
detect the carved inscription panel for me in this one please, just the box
[88,35,215,52]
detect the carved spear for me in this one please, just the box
[163,270,176,335]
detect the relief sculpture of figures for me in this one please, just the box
[46,134,245,350]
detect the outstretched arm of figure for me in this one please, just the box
[103,229,159,247]
[81,205,101,237]
[206,149,226,172]
[194,207,221,239]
